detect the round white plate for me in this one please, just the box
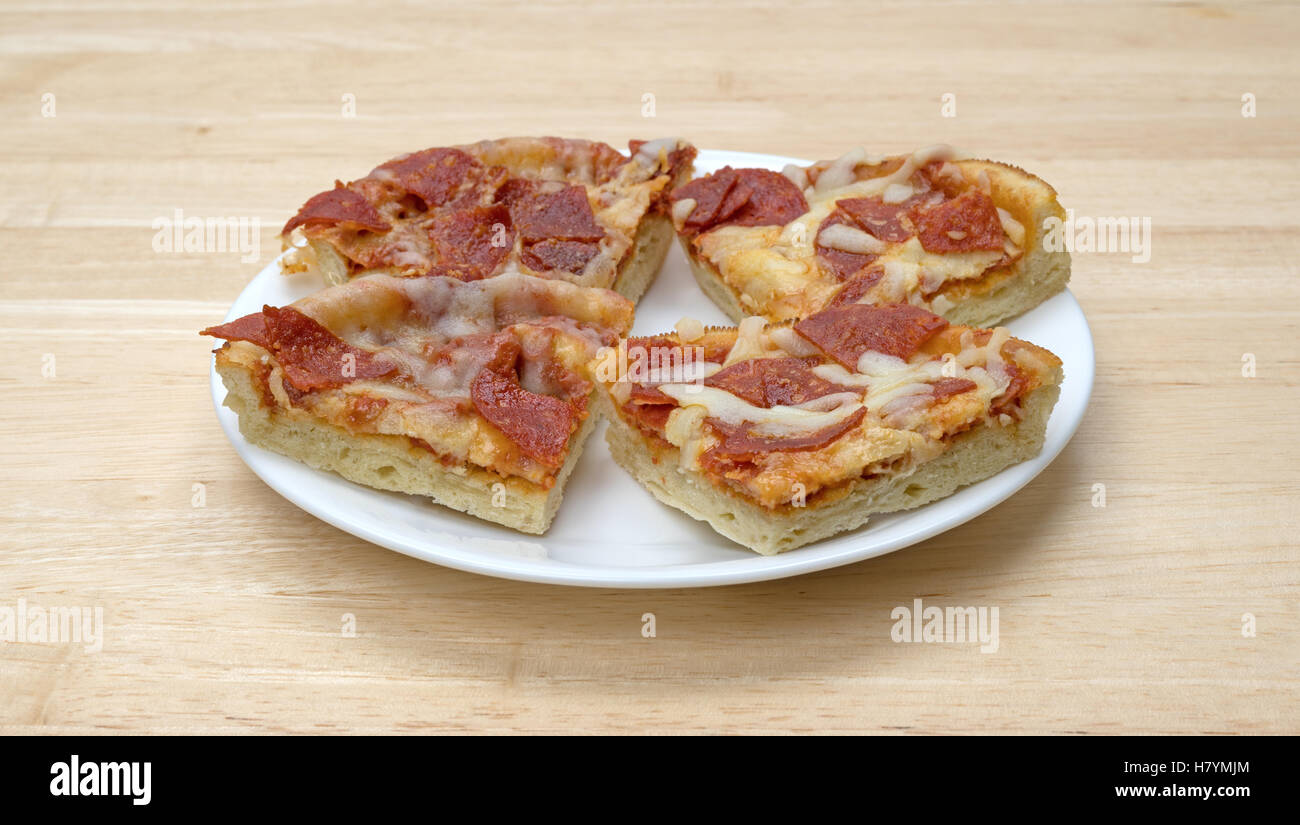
[209,149,1094,588]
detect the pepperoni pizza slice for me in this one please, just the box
[280,137,696,302]
[668,145,1070,327]
[203,273,633,534]
[591,303,1063,554]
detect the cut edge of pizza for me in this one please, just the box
[590,302,1063,555]
[278,136,697,304]
[667,144,1070,328]
[202,273,634,535]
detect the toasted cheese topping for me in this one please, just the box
[997,207,1026,246]
[673,317,706,342]
[817,222,888,255]
[600,305,1060,508]
[682,148,1033,322]
[657,384,862,432]
[283,137,696,290]
[207,273,634,487]
[811,144,953,202]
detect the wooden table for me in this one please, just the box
[2,0,1296,734]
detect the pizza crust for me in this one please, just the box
[680,237,753,322]
[599,373,1061,555]
[680,158,1071,328]
[217,142,1070,548]
[218,219,670,534]
[280,137,694,300]
[938,160,1072,329]
[611,213,675,302]
[215,356,593,534]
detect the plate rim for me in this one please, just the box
[209,148,1095,589]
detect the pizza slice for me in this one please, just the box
[667,145,1069,327]
[280,137,696,302]
[592,302,1063,555]
[203,273,634,534]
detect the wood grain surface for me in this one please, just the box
[1,0,1296,734]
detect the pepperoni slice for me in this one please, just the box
[703,357,849,408]
[622,335,732,382]
[520,238,600,274]
[705,408,867,460]
[624,378,678,437]
[671,167,751,229]
[577,141,629,183]
[930,377,977,401]
[470,337,581,468]
[283,186,391,235]
[920,160,968,199]
[912,190,1006,253]
[729,168,810,227]
[628,384,675,405]
[837,197,914,243]
[377,147,485,209]
[671,167,808,233]
[491,177,531,208]
[793,303,949,367]
[201,311,271,348]
[427,204,513,281]
[814,211,878,281]
[622,335,679,381]
[497,181,606,272]
[626,401,675,436]
[203,306,395,392]
[502,182,604,243]
[990,362,1030,416]
[828,266,886,307]
[344,395,390,429]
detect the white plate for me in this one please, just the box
[209,149,1094,588]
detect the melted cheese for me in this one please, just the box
[605,305,1057,507]
[664,404,709,467]
[672,197,697,226]
[932,162,966,190]
[691,149,1033,321]
[881,182,914,204]
[642,359,720,385]
[723,316,772,365]
[795,391,861,412]
[814,147,872,194]
[805,326,1014,427]
[766,325,821,357]
[341,380,430,404]
[674,317,706,342]
[293,273,629,404]
[810,144,954,203]
[657,384,863,434]
[781,163,809,190]
[997,207,1026,247]
[817,222,888,255]
[633,137,682,167]
[294,137,689,292]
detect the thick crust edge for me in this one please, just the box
[599,375,1062,555]
[215,358,594,535]
[611,213,675,302]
